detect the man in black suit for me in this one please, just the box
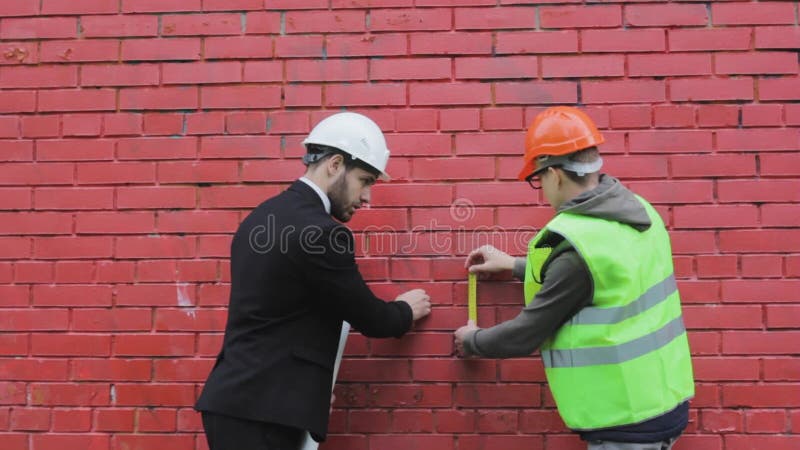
[195,112,432,449]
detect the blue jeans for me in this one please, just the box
[588,438,677,450]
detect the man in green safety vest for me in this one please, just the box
[454,106,695,450]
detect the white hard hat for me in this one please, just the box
[302,112,391,180]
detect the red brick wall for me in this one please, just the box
[1,1,799,450]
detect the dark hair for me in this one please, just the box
[304,144,378,176]
[561,147,600,185]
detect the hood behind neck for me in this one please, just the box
[557,174,652,231]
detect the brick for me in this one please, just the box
[14,261,53,283]
[113,333,194,356]
[718,129,799,151]
[668,28,752,53]
[0,17,77,39]
[116,284,190,307]
[33,237,113,259]
[197,184,279,210]
[31,334,111,357]
[162,61,241,84]
[20,117,58,138]
[327,83,406,107]
[205,36,273,59]
[412,157,494,182]
[161,13,241,36]
[762,204,800,227]
[225,111,266,134]
[0,65,77,88]
[670,78,753,102]
[540,5,620,28]
[608,105,650,129]
[157,211,238,234]
[122,0,201,13]
[104,113,143,135]
[136,408,176,432]
[36,139,114,163]
[520,409,568,433]
[0,117,19,139]
[392,410,434,433]
[326,33,407,57]
[581,29,665,53]
[52,408,92,432]
[695,255,736,279]
[713,2,795,26]
[185,112,224,135]
[411,32,492,55]
[410,82,491,106]
[411,358,497,382]
[721,230,800,253]
[722,279,800,303]
[369,435,453,450]
[117,137,196,160]
[760,78,800,101]
[153,359,215,382]
[582,80,665,104]
[117,186,195,209]
[116,236,196,259]
[158,160,239,183]
[63,114,103,137]
[476,410,519,433]
[480,108,522,131]
[42,0,117,13]
[0,140,31,161]
[33,285,112,307]
[723,383,800,407]
[0,334,28,356]
[382,133,449,157]
[741,104,783,127]
[626,4,707,27]
[716,52,798,75]
[41,40,119,63]
[285,10,364,33]
[31,433,108,449]
[82,64,159,87]
[0,236,31,259]
[349,409,391,433]
[542,55,623,78]
[628,53,712,77]
[121,38,201,61]
[199,136,280,159]
[455,384,540,407]
[370,8,451,32]
[274,35,324,58]
[244,11,281,34]
[201,85,280,109]
[741,255,782,278]
[696,105,738,128]
[77,162,155,184]
[76,211,156,234]
[34,187,114,209]
[10,407,49,431]
[286,58,367,82]
[764,357,800,381]
[142,112,183,136]
[54,261,95,283]
[81,14,158,38]
[29,383,110,406]
[0,1,38,16]
[0,91,35,113]
[719,179,800,202]
[674,205,757,229]
[0,359,70,383]
[628,180,713,204]
[372,58,450,81]
[282,85,320,107]
[95,408,135,432]
[701,410,743,433]
[115,384,196,407]
[684,306,762,332]
[756,26,800,49]
[120,87,198,110]
[745,410,789,434]
[455,7,536,30]
[72,308,152,332]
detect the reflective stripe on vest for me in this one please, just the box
[571,273,677,325]
[542,314,685,368]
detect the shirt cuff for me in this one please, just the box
[462,329,482,357]
[512,257,527,281]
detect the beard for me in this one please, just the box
[328,172,353,222]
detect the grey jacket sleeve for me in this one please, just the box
[462,250,592,358]
[512,257,527,281]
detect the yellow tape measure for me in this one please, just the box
[468,272,477,323]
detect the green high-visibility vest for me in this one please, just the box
[524,195,694,430]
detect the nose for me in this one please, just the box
[360,186,371,205]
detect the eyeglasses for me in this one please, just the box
[524,165,559,190]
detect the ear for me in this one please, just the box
[326,153,345,176]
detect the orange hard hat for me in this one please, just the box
[517,106,605,180]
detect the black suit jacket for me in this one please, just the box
[195,180,412,441]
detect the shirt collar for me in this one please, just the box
[298,177,331,214]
